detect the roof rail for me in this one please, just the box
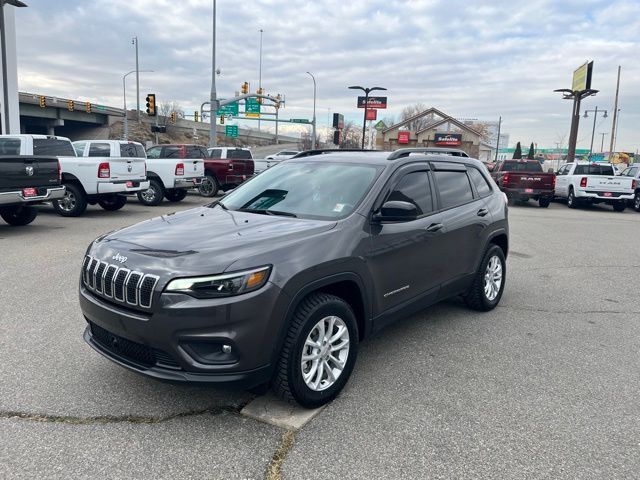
[292,149,381,158]
[387,147,470,160]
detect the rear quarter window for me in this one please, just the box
[468,167,492,197]
[120,143,146,158]
[434,170,474,209]
[227,149,252,159]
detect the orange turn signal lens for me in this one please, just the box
[246,269,269,289]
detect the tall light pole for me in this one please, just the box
[348,85,386,149]
[132,36,140,122]
[258,28,263,132]
[0,0,27,134]
[599,132,608,153]
[306,72,317,149]
[209,0,218,147]
[123,69,153,140]
[584,106,607,159]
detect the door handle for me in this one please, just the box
[425,223,443,232]
[477,208,489,217]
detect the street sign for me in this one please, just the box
[291,118,310,124]
[365,109,377,120]
[225,125,239,138]
[217,102,239,116]
[398,131,410,144]
[374,120,387,131]
[357,96,387,109]
[245,97,261,114]
[245,113,260,118]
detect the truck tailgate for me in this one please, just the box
[507,173,555,189]
[108,157,147,181]
[585,176,634,193]
[183,159,204,177]
[0,156,59,192]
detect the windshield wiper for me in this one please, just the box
[207,200,228,210]
[237,208,297,218]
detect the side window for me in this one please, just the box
[434,170,474,209]
[208,149,222,158]
[119,143,146,158]
[73,142,86,156]
[387,171,433,216]
[146,147,161,159]
[468,167,492,197]
[88,143,111,157]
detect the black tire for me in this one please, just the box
[52,183,88,217]
[538,197,551,208]
[98,195,127,211]
[164,189,188,202]
[272,293,359,408]
[507,196,516,206]
[137,179,164,206]
[612,201,626,212]
[198,174,219,197]
[1,205,38,226]
[464,244,506,312]
[567,188,578,209]
[633,192,640,212]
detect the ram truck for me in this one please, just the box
[143,144,205,205]
[0,137,64,225]
[619,164,640,212]
[555,162,636,212]
[200,147,254,197]
[491,159,555,208]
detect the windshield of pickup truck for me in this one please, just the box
[218,162,382,220]
[501,161,543,172]
[574,164,615,176]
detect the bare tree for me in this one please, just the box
[468,121,493,143]
[399,103,433,131]
[158,101,184,126]
[340,121,362,149]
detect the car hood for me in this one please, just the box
[89,206,337,277]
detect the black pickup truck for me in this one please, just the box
[0,154,65,226]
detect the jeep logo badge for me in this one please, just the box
[112,253,128,263]
[25,165,34,176]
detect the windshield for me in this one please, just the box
[219,161,382,220]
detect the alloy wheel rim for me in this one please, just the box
[635,194,640,210]
[484,255,503,301]
[60,191,76,211]
[200,178,214,195]
[301,315,350,392]
[141,187,156,202]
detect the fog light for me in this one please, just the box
[181,341,238,365]
[222,344,232,354]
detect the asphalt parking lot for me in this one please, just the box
[1,196,639,479]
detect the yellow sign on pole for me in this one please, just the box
[572,61,592,92]
[245,113,260,118]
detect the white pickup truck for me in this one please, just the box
[555,161,636,212]
[0,135,149,216]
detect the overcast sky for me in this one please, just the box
[14,0,640,151]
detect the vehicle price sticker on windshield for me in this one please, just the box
[333,203,346,213]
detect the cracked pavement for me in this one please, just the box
[1,197,639,479]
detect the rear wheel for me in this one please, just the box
[612,201,626,212]
[1,205,38,226]
[98,195,127,211]
[272,293,358,408]
[538,197,551,208]
[567,188,577,209]
[137,179,164,206]
[633,192,640,212]
[464,244,506,312]
[198,174,219,197]
[164,189,188,202]
[53,183,88,217]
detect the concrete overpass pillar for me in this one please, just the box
[0,6,20,134]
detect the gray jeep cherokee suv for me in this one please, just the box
[80,149,509,407]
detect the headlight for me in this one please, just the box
[164,266,271,299]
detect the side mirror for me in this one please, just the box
[374,200,418,222]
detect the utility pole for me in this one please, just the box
[132,36,140,122]
[599,132,608,153]
[608,66,621,157]
[209,0,218,147]
[494,116,501,162]
[307,72,317,149]
[584,106,607,159]
[258,28,263,132]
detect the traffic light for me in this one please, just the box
[241,82,249,94]
[220,114,225,125]
[145,94,156,116]
[67,100,74,111]
[39,96,46,108]
[333,130,341,145]
[256,87,264,104]
[194,111,199,122]
[170,111,177,123]
[85,102,92,113]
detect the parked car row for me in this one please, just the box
[0,135,257,226]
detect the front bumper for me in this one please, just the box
[79,281,286,388]
[0,185,65,206]
[97,180,150,195]
[174,177,203,188]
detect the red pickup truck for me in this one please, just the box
[491,160,555,208]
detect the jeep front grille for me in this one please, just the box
[82,255,159,309]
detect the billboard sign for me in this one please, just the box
[357,96,387,109]
[332,113,344,129]
[398,131,410,144]
[365,109,377,120]
[572,61,593,92]
[434,133,462,146]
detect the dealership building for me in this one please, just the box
[377,107,495,161]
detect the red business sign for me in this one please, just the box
[365,109,377,120]
[398,131,410,144]
[434,133,462,146]
[357,96,387,109]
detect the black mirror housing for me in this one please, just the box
[375,200,418,222]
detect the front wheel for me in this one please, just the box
[567,189,577,209]
[198,174,219,197]
[633,192,640,212]
[538,197,551,208]
[464,244,506,312]
[1,205,38,226]
[137,179,164,206]
[612,201,626,212]
[164,189,188,202]
[52,183,88,217]
[272,293,358,408]
[98,195,127,211]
